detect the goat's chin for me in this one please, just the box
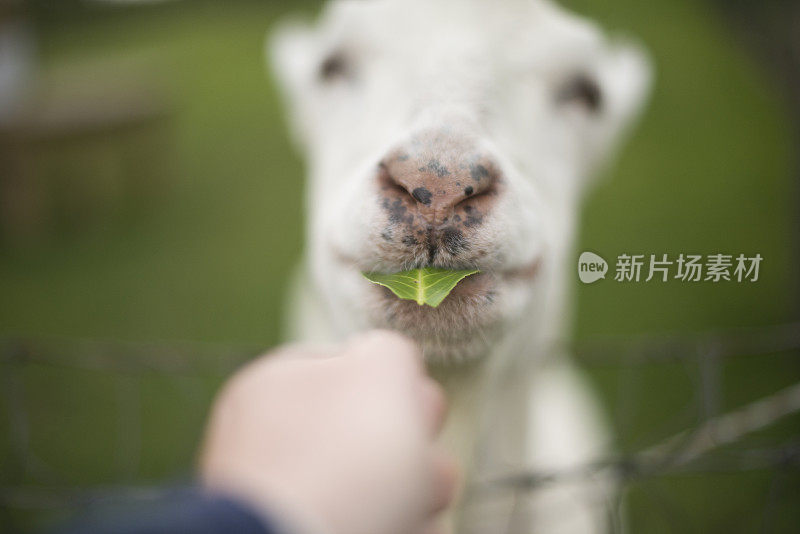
[362,272,506,364]
[416,333,499,364]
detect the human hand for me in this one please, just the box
[199,330,457,534]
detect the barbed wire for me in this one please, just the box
[1,323,799,531]
[477,381,800,491]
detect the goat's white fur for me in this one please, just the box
[270,1,651,532]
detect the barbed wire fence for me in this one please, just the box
[1,323,799,532]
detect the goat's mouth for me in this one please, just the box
[364,259,539,310]
[331,246,540,361]
[358,257,541,286]
[368,269,500,361]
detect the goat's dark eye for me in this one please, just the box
[318,52,350,82]
[557,74,602,112]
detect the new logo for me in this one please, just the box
[578,251,608,284]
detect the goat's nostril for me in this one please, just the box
[411,187,433,205]
[464,186,474,196]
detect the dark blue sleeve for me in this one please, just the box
[55,488,283,534]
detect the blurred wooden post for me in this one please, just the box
[0,73,171,242]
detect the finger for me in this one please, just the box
[427,448,460,515]
[221,343,339,396]
[264,343,340,361]
[233,344,337,381]
[345,329,424,373]
[418,377,447,437]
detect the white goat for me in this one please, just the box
[270,1,651,532]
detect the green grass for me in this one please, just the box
[0,0,798,531]
[563,1,799,530]
[1,1,316,345]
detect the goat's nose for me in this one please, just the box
[378,134,500,225]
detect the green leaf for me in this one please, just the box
[362,267,480,308]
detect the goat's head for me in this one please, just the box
[271,0,651,362]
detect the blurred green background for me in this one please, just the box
[0,0,798,532]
